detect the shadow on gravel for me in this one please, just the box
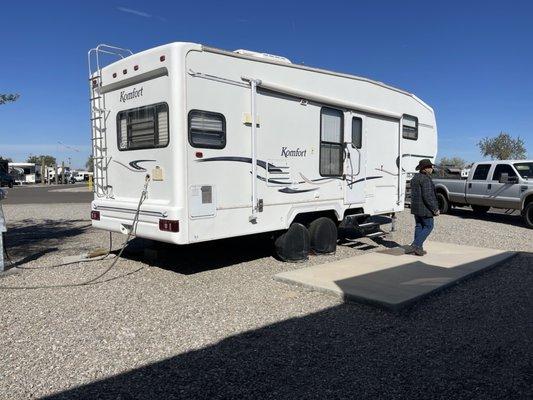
[122,233,275,275]
[43,254,533,400]
[3,219,90,261]
[449,208,525,228]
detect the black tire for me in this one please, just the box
[274,223,310,262]
[472,205,490,214]
[308,217,337,254]
[436,192,449,214]
[8,181,13,188]
[522,202,533,229]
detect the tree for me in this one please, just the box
[477,132,527,160]
[86,155,94,172]
[438,157,467,168]
[0,93,20,105]
[27,155,56,166]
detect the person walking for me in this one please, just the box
[406,159,439,256]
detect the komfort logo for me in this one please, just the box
[281,147,307,157]
[120,87,143,103]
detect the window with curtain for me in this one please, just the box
[188,110,226,149]
[320,107,344,176]
[402,114,418,140]
[117,103,169,151]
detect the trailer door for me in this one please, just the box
[344,112,366,204]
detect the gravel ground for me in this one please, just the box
[0,203,532,399]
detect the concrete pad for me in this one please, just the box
[274,242,516,311]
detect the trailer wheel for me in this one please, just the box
[472,205,490,214]
[274,223,310,262]
[308,217,337,254]
[522,202,533,229]
[437,193,449,214]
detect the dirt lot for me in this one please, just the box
[1,203,532,399]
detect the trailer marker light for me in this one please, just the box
[195,152,203,158]
[91,211,100,221]
[159,219,179,232]
[113,72,117,78]
[123,69,127,75]
[134,65,139,71]
[160,55,165,62]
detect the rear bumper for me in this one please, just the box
[91,200,187,244]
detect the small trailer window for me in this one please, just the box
[117,103,169,151]
[320,107,344,176]
[188,110,226,149]
[402,115,418,140]
[352,117,362,149]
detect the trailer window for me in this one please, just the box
[117,103,169,151]
[352,117,362,149]
[472,164,491,180]
[320,107,343,176]
[402,115,418,140]
[188,110,226,149]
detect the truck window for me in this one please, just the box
[320,107,344,176]
[472,164,491,180]
[492,164,517,181]
[514,162,533,179]
[188,110,226,149]
[402,115,418,140]
[117,103,169,151]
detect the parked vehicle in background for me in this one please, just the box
[0,171,15,188]
[8,162,39,184]
[434,160,533,228]
[69,171,93,183]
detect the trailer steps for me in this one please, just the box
[339,214,388,241]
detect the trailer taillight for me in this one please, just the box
[159,219,179,232]
[123,69,127,75]
[160,55,165,62]
[134,65,139,71]
[113,72,117,78]
[91,211,100,220]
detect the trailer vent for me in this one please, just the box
[233,49,292,64]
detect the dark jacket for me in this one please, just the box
[410,172,438,217]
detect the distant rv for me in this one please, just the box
[8,163,40,184]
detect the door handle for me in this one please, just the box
[468,183,472,189]
[487,184,492,190]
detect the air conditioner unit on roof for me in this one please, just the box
[233,49,292,64]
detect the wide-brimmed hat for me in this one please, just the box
[415,159,435,171]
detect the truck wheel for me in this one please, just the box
[472,205,490,214]
[309,217,337,254]
[523,202,533,229]
[437,193,449,214]
[274,223,310,262]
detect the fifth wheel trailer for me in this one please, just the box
[88,42,437,260]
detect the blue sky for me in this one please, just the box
[1,0,532,167]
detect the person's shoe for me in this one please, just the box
[404,245,416,254]
[414,247,427,256]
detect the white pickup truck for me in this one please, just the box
[433,160,533,228]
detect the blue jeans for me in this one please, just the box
[413,216,434,249]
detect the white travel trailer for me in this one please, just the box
[8,163,38,184]
[88,43,437,260]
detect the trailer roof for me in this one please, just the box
[202,45,433,112]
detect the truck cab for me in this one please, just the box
[433,160,533,228]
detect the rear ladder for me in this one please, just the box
[87,44,133,198]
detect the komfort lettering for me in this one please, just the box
[281,147,307,157]
[120,87,143,103]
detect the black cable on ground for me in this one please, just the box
[0,176,150,290]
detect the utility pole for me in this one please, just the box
[54,163,58,185]
[40,156,45,185]
[61,161,66,184]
